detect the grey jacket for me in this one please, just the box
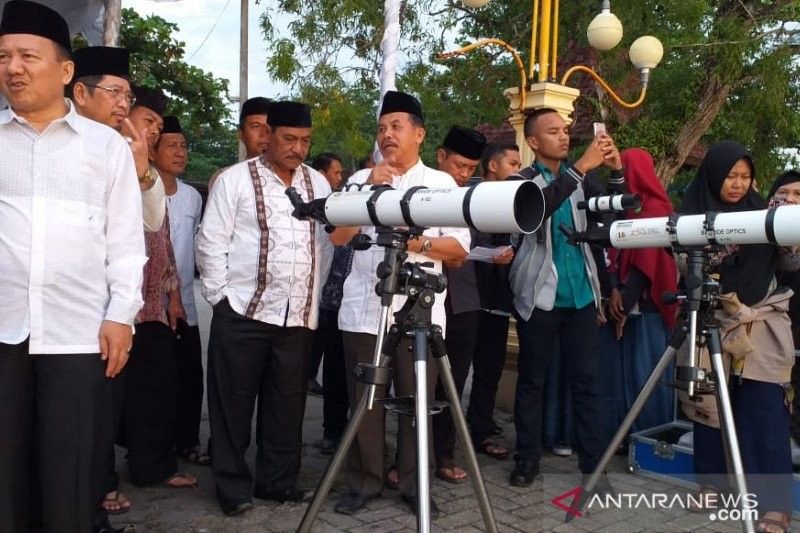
[509,164,627,321]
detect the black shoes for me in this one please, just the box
[254,486,306,503]
[400,493,440,519]
[509,457,539,487]
[221,499,254,516]
[320,436,340,455]
[334,492,380,515]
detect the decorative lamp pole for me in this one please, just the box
[439,0,663,165]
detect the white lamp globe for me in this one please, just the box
[629,35,664,69]
[587,11,623,51]
[462,0,490,7]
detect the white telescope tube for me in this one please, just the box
[606,205,800,248]
[323,180,545,234]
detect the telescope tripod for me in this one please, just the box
[298,228,497,533]
[578,249,755,533]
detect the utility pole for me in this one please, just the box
[103,0,122,46]
[238,0,249,160]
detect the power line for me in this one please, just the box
[188,0,232,60]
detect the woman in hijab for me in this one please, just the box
[600,148,679,447]
[679,141,798,533]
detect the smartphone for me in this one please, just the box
[593,122,607,137]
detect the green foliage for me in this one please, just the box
[119,8,237,182]
[261,0,800,184]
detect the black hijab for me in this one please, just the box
[772,171,800,336]
[679,140,775,306]
[768,170,800,198]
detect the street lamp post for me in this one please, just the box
[439,0,664,166]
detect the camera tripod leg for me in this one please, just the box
[297,355,391,533]
[577,326,686,519]
[430,326,498,533]
[412,328,432,533]
[707,329,755,533]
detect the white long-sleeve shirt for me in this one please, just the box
[167,179,203,325]
[338,160,471,336]
[0,101,147,354]
[196,157,333,330]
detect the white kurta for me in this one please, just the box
[0,101,147,354]
[167,179,203,326]
[338,160,471,336]
[196,157,333,330]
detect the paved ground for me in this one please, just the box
[108,291,743,532]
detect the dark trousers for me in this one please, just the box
[433,310,480,468]
[175,324,204,450]
[514,304,604,473]
[318,308,349,440]
[104,368,127,495]
[207,299,313,508]
[467,312,510,444]
[694,378,793,513]
[121,322,179,486]
[343,331,438,498]
[0,340,112,533]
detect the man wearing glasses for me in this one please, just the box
[70,46,166,233]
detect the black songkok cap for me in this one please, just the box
[442,125,486,161]
[0,0,72,53]
[267,101,312,129]
[161,116,183,135]
[240,96,271,123]
[132,85,167,116]
[379,90,424,122]
[73,46,130,80]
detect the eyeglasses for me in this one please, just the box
[84,84,136,106]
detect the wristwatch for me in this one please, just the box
[420,238,433,254]
[138,166,155,188]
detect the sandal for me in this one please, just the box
[100,491,131,515]
[385,466,399,490]
[178,447,211,466]
[476,439,510,460]
[164,472,198,488]
[436,466,469,485]
[687,485,719,513]
[757,512,791,533]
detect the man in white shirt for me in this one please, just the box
[152,115,207,464]
[0,2,146,531]
[329,91,470,517]
[69,45,165,232]
[196,101,333,516]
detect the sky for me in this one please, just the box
[123,0,290,104]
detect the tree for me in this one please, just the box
[119,8,237,182]
[261,0,800,192]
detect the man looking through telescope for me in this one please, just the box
[508,108,626,488]
[329,91,470,517]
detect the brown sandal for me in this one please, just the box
[476,439,510,460]
[100,491,130,515]
[757,512,791,533]
[164,472,198,488]
[385,466,399,490]
[436,466,469,485]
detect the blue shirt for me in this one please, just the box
[536,162,594,309]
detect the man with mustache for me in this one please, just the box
[196,101,333,516]
[330,91,470,517]
[0,2,146,530]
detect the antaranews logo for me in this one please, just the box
[551,486,759,522]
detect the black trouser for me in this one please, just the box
[433,310,480,468]
[0,340,112,533]
[104,367,127,495]
[514,304,603,473]
[174,324,204,451]
[207,299,313,508]
[467,312,510,444]
[121,322,179,486]
[343,332,438,498]
[318,308,349,440]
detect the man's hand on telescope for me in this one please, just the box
[367,160,401,186]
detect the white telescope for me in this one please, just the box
[321,180,545,234]
[570,205,800,248]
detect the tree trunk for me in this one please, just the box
[655,74,734,186]
[103,0,122,46]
